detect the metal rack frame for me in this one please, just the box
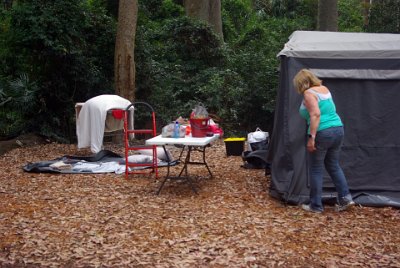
[123,102,158,179]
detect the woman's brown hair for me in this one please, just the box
[293,69,322,94]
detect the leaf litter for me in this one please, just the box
[0,140,399,267]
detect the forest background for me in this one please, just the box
[0,0,399,143]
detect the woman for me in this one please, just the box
[293,69,355,213]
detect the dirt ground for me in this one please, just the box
[0,138,399,267]
[0,134,48,156]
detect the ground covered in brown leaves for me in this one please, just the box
[0,139,399,267]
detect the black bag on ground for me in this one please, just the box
[241,150,270,170]
[250,139,269,151]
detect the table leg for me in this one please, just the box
[177,146,198,193]
[179,145,213,178]
[156,144,213,195]
[156,145,198,194]
[201,145,213,178]
[156,145,171,195]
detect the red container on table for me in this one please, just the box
[190,118,210,137]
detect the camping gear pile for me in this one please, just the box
[241,127,270,170]
[161,103,223,138]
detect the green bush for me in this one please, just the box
[366,0,400,33]
[2,0,395,141]
[134,0,317,135]
[0,0,116,140]
[136,17,227,124]
[0,73,40,138]
[338,0,364,32]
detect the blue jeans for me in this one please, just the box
[309,126,352,211]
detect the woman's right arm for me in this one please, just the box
[304,91,320,152]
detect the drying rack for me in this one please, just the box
[123,102,158,179]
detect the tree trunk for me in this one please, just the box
[3,0,13,10]
[183,0,223,40]
[363,0,372,28]
[114,0,138,101]
[317,0,338,31]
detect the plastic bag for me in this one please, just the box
[247,127,269,151]
[191,103,208,119]
[161,122,186,138]
[208,118,224,137]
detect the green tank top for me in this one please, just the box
[299,89,343,133]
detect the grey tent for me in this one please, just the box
[268,31,400,208]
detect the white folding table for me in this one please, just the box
[145,134,219,194]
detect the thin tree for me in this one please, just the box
[183,0,223,40]
[3,0,13,10]
[318,0,338,31]
[363,0,372,28]
[114,0,138,101]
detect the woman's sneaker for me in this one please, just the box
[301,204,322,213]
[336,199,355,212]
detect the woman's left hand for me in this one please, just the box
[307,138,316,152]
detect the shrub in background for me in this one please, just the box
[0,0,115,141]
[1,0,393,141]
